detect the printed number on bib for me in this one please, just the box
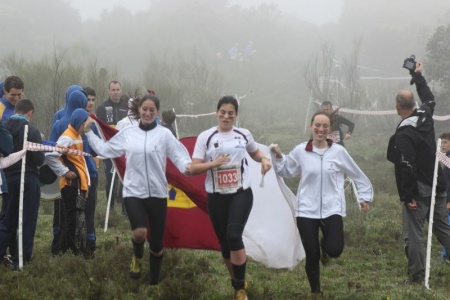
[213,164,242,193]
[328,131,340,143]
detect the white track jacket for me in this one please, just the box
[274,140,373,219]
[86,125,191,198]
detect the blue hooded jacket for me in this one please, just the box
[0,96,15,122]
[70,108,89,129]
[0,81,4,99]
[51,85,83,127]
[50,90,87,142]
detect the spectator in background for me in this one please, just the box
[0,119,13,266]
[439,132,450,260]
[161,110,177,138]
[116,96,140,130]
[228,43,241,60]
[0,99,45,268]
[48,89,88,255]
[83,86,99,257]
[0,76,24,265]
[244,41,256,61]
[52,85,84,126]
[96,81,128,211]
[0,76,24,123]
[387,62,450,283]
[321,101,355,147]
[47,109,90,256]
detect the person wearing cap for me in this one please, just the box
[0,99,45,268]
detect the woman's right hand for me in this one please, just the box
[214,154,230,167]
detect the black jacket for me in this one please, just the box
[387,72,445,203]
[4,117,45,181]
[0,121,13,156]
[443,151,450,203]
[95,98,128,126]
[330,114,355,146]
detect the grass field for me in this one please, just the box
[1,136,450,299]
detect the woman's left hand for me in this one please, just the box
[261,158,272,175]
[359,201,370,212]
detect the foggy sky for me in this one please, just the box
[67,0,343,25]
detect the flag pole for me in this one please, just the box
[18,125,28,271]
[172,108,179,139]
[304,92,313,134]
[104,166,115,232]
[425,138,441,289]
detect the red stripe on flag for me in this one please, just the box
[164,207,220,250]
[90,113,126,181]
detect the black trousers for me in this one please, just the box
[297,215,344,293]
[207,188,253,259]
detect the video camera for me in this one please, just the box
[402,55,416,72]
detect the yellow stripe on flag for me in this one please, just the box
[167,184,197,209]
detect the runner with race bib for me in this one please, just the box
[191,96,271,300]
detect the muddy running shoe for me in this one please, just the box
[1,255,13,267]
[234,289,248,300]
[129,256,141,279]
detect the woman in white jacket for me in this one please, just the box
[84,94,191,286]
[271,111,373,295]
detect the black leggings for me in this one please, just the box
[124,197,167,253]
[207,188,253,259]
[297,215,344,293]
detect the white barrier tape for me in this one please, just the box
[313,100,450,120]
[0,150,27,169]
[26,142,91,157]
[437,151,450,169]
[177,112,216,118]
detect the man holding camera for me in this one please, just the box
[387,61,450,283]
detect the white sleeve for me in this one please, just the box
[166,133,192,174]
[86,130,125,158]
[341,148,374,202]
[192,132,207,160]
[274,146,302,178]
[45,153,69,177]
[245,130,258,153]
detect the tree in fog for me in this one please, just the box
[425,23,450,110]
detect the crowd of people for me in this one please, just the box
[0,60,450,299]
